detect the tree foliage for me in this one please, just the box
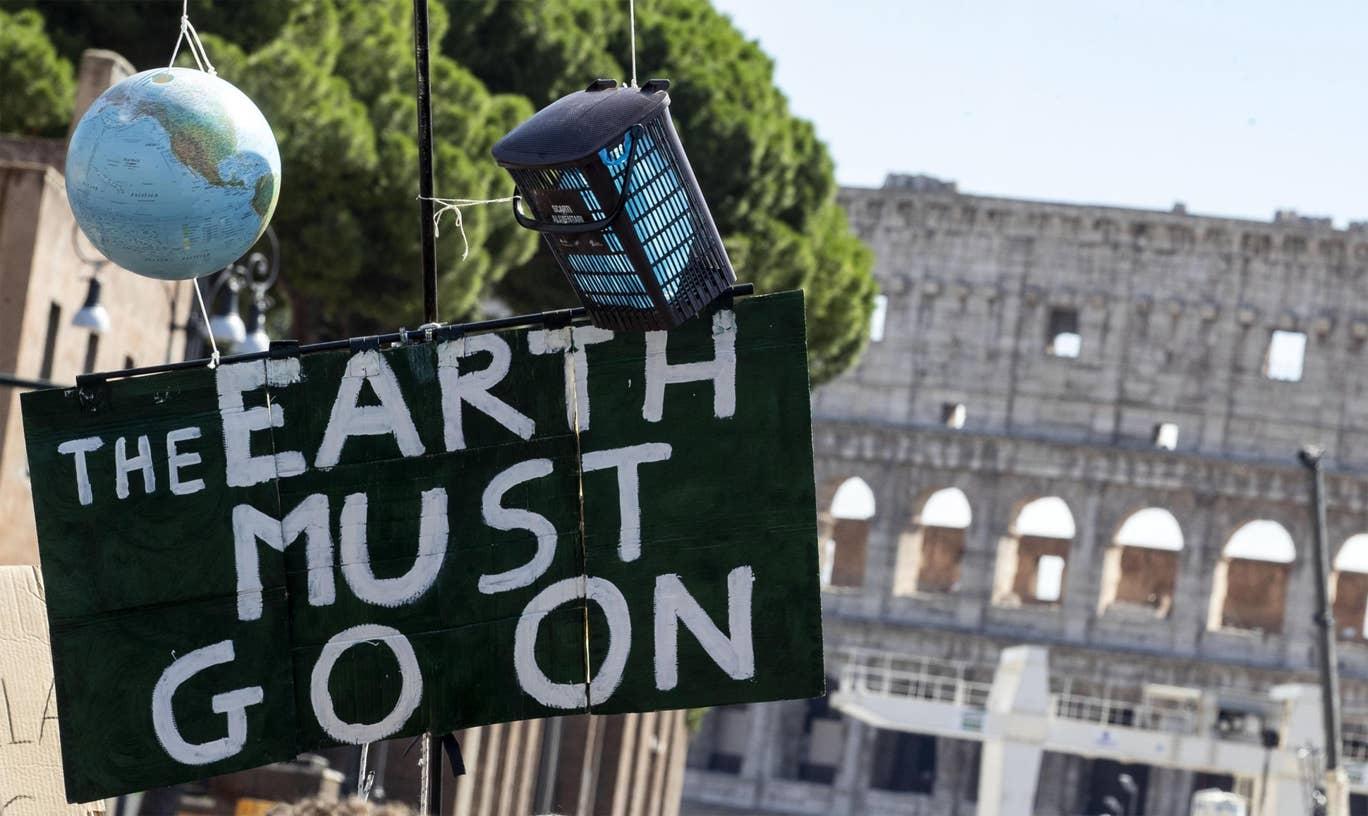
[197,0,537,337]
[0,8,74,137]
[3,0,874,380]
[442,0,874,381]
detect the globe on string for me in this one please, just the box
[65,68,281,280]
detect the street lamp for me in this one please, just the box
[71,224,111,335]
[72,278,111,334]
[236,298,270,354]
[208,276,247,346]
[193,226,280,356]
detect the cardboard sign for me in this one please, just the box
[21,292,822,802]
[0,567,102,815]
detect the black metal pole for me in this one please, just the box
[412,2,441,808]
[1300,446,1343,774]
[413,0,438,326]
[0,373,65,390]
[66,283,757,388]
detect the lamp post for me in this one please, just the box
[188,227,280,359]
[71,224,111,335]
[1300,446,1349,816]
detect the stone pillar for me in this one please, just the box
[1061,490,1102,639]
[1281,548,1319,668]
[868,467,909,609]
[739,704,772,781]
[977,645,1050,816]
[69,50,137,137]
[956,481,1001,628]
[1172,504,1218,653]
[831,717,867,816]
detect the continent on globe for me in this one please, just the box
[65,67,281,280]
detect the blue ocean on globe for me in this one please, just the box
[65,67,281,280]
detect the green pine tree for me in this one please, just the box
[2,0,876,381]
[0,8,74,136]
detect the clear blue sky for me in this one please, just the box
[709,0,1368,225]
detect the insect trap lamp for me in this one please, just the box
[493,78,736,332]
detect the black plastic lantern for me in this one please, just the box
[493,78,735,332]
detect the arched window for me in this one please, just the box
[1209,520,1295,634]
[831,478,877,521]
[993,497,1075,607]
[819,478,875,588]
[1224,521,1295,562]
[1100,508,1184,618]
[1333,535,1368,641]
[1115,508,1185,551]
[922,488,972,529]
[894,488,972,595]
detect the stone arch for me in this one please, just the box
[893,487,973,596]
[992,496,1076,607]
[1333,534,1368,641]
[1098,507,1184,619]
[1208,519,1295,634]
[818,476,876,589]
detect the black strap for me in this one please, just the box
[441,733,466,777]
[399,733,465,778]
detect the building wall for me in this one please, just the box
[0,50,194,566]
[682,177,1368,816]
[824,177,1368,463]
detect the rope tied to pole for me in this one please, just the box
[417,195,516,262]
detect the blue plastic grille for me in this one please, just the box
[556,167,653,309]
[599,128,696,302]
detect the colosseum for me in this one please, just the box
[682,174,1368,816]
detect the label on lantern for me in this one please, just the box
[21,291,822,802]
[532,188,594,226]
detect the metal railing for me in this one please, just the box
[1342,721,1368,762]
[832,648,1368,753]
[1050,692,1201,736]
[836,648,994,710]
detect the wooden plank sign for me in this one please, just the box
[21,291,822,802]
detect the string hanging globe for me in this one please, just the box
[65,67,281,280]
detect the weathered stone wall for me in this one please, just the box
[824,179,1368,465]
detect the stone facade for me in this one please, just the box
[682,176,1368,815]
[0,50,194,566]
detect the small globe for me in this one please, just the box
[65,67,281,280]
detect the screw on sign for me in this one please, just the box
[21,292,824,802]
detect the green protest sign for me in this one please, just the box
[21,291,822,802]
